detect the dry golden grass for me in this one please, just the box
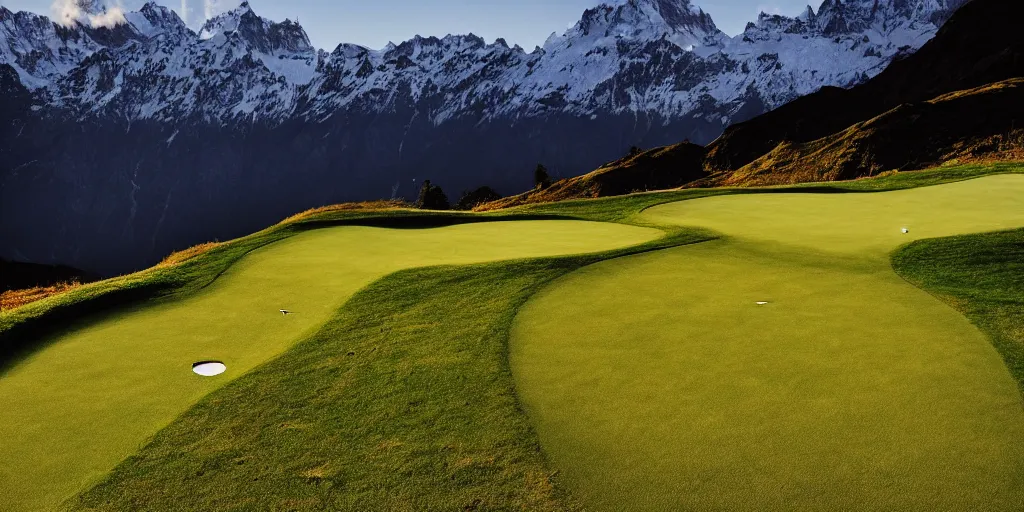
[930,79,1024,102]
[0,281,81,312]
[712,79,1024,187]
[2,237,230,313]
[940,131,1024,165]
[474,180,600,211]
[158,242,223,267]
[280,200,408,224]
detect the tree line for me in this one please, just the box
[417,145,643,210]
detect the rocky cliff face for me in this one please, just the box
[0,0,965,274]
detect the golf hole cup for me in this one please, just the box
[192,361,227,376]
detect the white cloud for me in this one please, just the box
[51,0,127,28]
[204,0,220,21]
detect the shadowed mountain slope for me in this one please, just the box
[704,0,1024,174]
[704,79,1024,186]
[477,142,707,211]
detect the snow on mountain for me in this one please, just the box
[0,0,975,276]
[1,0,963,127]
[0,5,100,88]
[567,0,723,49]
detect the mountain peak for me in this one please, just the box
[798,5,817,22]
[199,1,311,54]
[124,2,188,39]
[570,0,721,49]
[199,1,254,39]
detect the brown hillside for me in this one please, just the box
[705,79,1024,186]
[476,142,705,210]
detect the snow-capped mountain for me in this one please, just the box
[5,0,963,124]
[0,0,967,275]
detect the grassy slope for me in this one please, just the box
[68,229,708,511]
[72,262,586,511]
[0,221,662,511]
[0,162,1017,510]
[511,175,1024,510]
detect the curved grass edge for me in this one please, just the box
[65,225,713,511]
[892,228,1024,392]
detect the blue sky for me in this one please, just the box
[1,0,817,50]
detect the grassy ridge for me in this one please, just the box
[0,212,567,372]
[68,229,710,511]
[4,162,1019,368]
[893,228,1024,389]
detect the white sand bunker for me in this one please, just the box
[192,361,226,376]
[756,301,769,305]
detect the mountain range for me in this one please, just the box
[482,0,1023,209]
[1,0,967,274]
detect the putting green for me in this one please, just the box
[0,220,660,512]
[511,175,1024,510]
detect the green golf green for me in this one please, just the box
[0,220,660,512]
[511,175,1024,510]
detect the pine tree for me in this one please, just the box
[455,186,502,210]
[534,164,552,189]
[416,180,450,210]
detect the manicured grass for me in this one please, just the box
[0,221,661,511]
[511,175,1024,510]
[70,261,588,511]
[893,228,1024,390]
[64,228,710,511]
[642,173,1024,256]
[1,162,1022,510]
